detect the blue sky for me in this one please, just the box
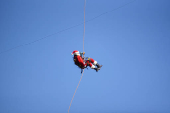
[0,0,170,113]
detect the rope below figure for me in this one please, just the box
[68,71,84,113]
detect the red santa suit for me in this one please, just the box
[73,55,86,69]
[72,50,86,69]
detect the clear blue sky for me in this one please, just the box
[0,0,170,113]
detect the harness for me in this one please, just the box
[84,57,91,66]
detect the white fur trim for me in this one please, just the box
[93,61,97,65]
[91,65,95,69]
[74,51,80,56]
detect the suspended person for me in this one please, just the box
[71,50,102,73]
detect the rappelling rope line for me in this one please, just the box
[68,1,86,113]
[68,70,84,113]
[83,0,86,56]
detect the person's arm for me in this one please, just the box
[80,52,85,57]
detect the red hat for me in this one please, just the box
[71,50,80,55]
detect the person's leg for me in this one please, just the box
[85,60,99,72]
[89,58,102,69]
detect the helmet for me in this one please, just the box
[71,50,80,56]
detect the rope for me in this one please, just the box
[83,0,86,55]
[68,70,84,113]
[68,1,86,113]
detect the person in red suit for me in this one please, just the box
[71,50,102,72]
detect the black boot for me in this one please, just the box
[94,68,99,72]
[96,63,102,69]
